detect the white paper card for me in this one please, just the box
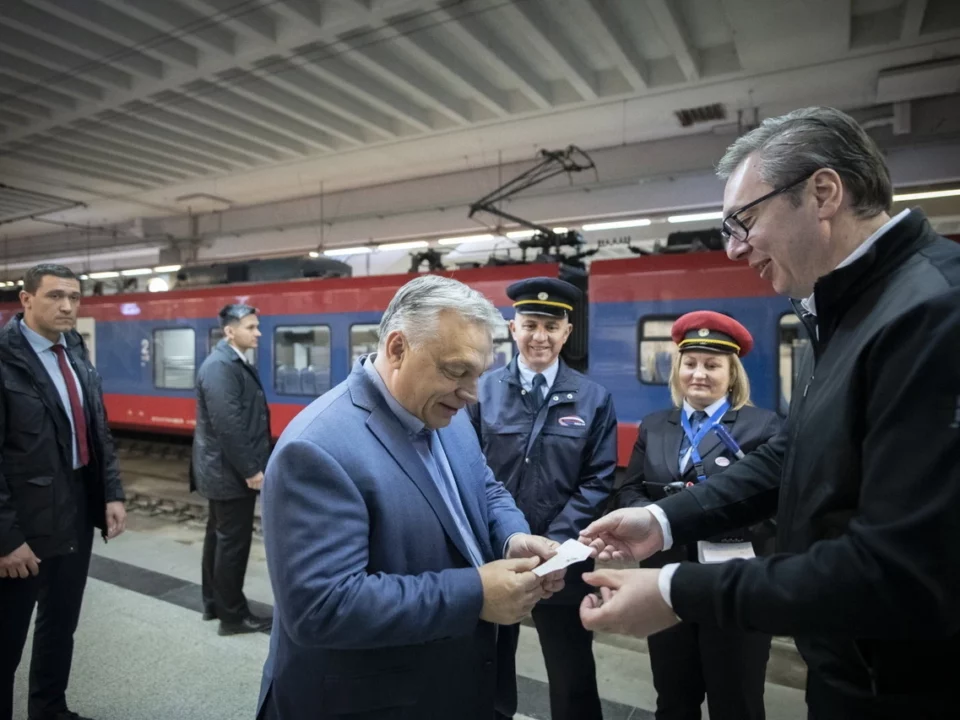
[697,540,756,564]
[533,539,593,577]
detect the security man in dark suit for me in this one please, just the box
[616,311,781,720]
[192,304,272,636]
[0,263,126,720]
[469,277,617,720]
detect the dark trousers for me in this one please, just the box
[647,621,771,720]
[495,604,602,720]
[0,473,94,720]
[201,495,256,624]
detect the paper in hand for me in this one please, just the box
[533,539,593,577]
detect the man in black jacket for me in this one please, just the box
[192,304,272,636]
[579,107,960,719]
[0,264,126,720]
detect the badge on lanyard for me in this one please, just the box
[679,400,744,483]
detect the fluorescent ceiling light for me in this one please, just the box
[308,251,319,258]
[16,280,24,286]
[892,188,960,201]
[79,275,89,280]
[552,227,569,233]
[120,268,153,276]
[668,211,724,224]
[506,230,536,239]
[147,277,169,293]
[153,265,181,273]
[88,271,120,279]
[437,234,494,246]
[324,246,372,256]
[581,218,652,231]
[377,240,429,251]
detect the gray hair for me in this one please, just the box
[378,274,504,350]
[717,107,892,218]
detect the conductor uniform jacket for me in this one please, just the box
[191,340,271,500]
[617,404,781,567]
[469,356,617,601]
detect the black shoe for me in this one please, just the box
[218,614,272,636]
[202,607,217,621]
[32,711,95,720]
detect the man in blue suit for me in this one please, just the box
[257,275,566,720]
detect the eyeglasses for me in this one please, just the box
[721,172,815,248]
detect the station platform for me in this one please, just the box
[14,511,807,719]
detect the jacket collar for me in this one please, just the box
[347,355,489,564]
[504,355,581,393]
[811,208,934,345]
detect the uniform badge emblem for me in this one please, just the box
[715,457,731,467]
[698,328,710,337]
[558,416,586,427]
[537,291,549,300]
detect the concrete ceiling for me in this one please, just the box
[1,0,960,271]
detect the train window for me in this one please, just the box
[274,325,331,396]
[350,324,379,365]
[637,317,678,385]
[153,328,196,389]
[492,320,514,370]
[208,327,257,364]
[778,313,811,414]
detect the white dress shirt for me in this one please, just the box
[517,356,559,399]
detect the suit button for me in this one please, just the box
[524,458,530,464]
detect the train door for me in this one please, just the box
[76,317,96,366]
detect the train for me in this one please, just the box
[0,252,802,467]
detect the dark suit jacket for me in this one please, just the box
[257,357,530,720]
[0,314,124,559]
[616,404,781,567]
[191,340,270,500]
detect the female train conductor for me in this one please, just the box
[616,310,782,720]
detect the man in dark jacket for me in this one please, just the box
[192,304,272,636]
[470,277,617,720]
[579,107,960,719]
[0,263,126,720]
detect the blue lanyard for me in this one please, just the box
[680,400,739,483]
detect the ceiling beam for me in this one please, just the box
[290,54,434,133]
[65,125,239,173]
[580,0,648,90]
[180,0,277,45]
[335,34,472,124]
[0,27,134,89]
[51,130,222,176]
[96,0,236,57]
[91,115,261,168]
[24,0,199,69]
[0,74,77,111]
[269,0,325,28]
[901,0,927,40]
[6,145,167,187]
[181,79,350,149]
[0,51,106,101]
[0,3,165,79]
[341,0,509,117]
[645,0,700,81]
[501,1,598,100]
[238,63,397,140]
[34,137,200,181]
[217,67,394,141]
[429,2,553,110]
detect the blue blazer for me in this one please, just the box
[256,357,530,720]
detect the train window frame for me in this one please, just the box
[208,326,257,365]
[273,324,332,397]
[777,311,811,415]
[152,327,197,390]
[636,315,679,385]
[349,323,380,366]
